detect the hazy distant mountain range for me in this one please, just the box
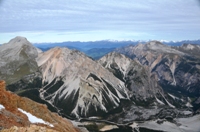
[33,39,200,49]
[33,39,200,59]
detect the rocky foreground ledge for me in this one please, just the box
[0,80,80,132]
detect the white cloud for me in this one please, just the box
[0,0,200,42]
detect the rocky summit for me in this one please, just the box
[37,47,129,118]
[0,36,41,85]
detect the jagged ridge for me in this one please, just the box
[37,47,129,118]
[116,41,200,109]
[98,52,163,105]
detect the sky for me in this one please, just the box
[0,0,200,43]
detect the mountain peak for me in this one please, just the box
[108,51,122,57]
[14,36,27,40]
[37,47,129,117]
[8,36,29,45]
[0,37,40,84]
[147,40,165,47]
[181,43,200,50]
[1,36,33,51]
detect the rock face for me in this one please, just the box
[1,37,129,118]
[37,47,129,118]
[116,41,200,107]
[98,52,163,105]
[0,80,79,132]
[0,36,40,85]
[173,43,200,59]
[1,125,59,132]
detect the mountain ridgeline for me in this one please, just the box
[1,37,200,130]
[1,37,130,118]
[116,41,200,97]
[98,52,163,104]
[37,47,128,118]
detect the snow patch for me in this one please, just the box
[18,108,54,127]
[130,122,139,129]
[167,61,177,86]
[155,96,165,105]
[0,104,5,110]
[182,111,193,115]
[160,92,175,108]
[186,102,193,107]
[139,120,181,132]
[100,125,119,131]
[168,93,177,100]
[176,114,200,132]
[165,98,175,108]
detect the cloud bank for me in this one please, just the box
[0,0,200,43]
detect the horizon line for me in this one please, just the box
[32,39,200,44]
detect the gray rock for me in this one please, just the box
[0,36,40,85]
[116,41,200,108]
[98,52,163,105]
[37,47,129,118]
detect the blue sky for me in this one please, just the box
[0,0,200,43]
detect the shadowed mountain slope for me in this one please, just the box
[37,47,129,118]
